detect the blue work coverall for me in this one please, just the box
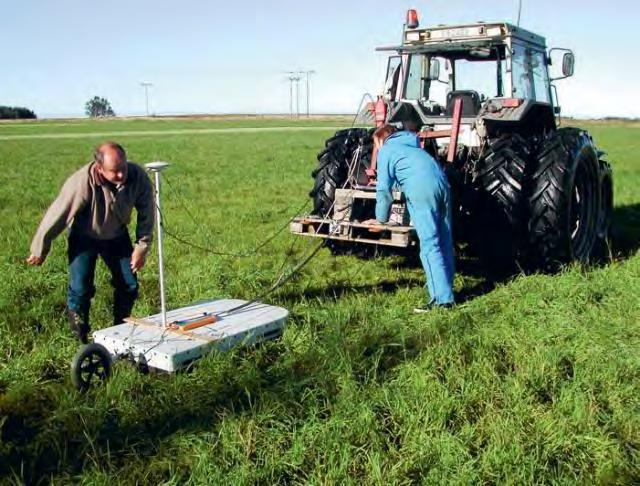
[375,131,455,305]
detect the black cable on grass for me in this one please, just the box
[133,239,324,355]
[218,241,325,316]
[145,140,368,323]
[159,173,311,257]
[132,202,322,352]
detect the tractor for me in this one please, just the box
[291,9,613,271]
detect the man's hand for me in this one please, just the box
[362,219,386,233]
[26,255,44,266]
[362,219,382,226]
[130,247,146,273]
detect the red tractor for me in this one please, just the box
[292,10,613,270]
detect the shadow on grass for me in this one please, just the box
[376,202,640,305]
[276,277,419,305]
[390,250,516,305]
[612,203,640,258]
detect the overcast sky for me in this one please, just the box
[2,0,638,118]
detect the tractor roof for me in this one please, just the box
[376,22,547,54]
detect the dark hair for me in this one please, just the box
[93,141,126,164]
[373,124,397,143]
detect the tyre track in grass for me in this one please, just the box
[0,126,349,141]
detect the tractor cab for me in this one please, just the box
[377,17,575,141]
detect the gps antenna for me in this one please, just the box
[145,161,170,327]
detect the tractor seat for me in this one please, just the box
[445,90,482,117]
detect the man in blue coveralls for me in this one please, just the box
[364,124,455,312]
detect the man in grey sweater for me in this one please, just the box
[27,142,154,343]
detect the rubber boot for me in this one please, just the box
[113,290,137,326]
[67,309,90,344]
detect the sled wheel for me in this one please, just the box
[71,343,112,391]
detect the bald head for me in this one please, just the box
[94,142,128,185]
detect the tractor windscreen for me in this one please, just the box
[454,55,507,98]
[403,47,507,109]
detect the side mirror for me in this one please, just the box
[428,59,440,81]
[549,48,575,80]
[562,52,575,77]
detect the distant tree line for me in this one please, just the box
[0,106,37,119]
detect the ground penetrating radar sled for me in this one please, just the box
[70,162,289,391]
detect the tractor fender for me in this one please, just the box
[480,99,555,137]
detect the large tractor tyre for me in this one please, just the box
[594,158,614,259]
[528,128,602,269]
[309,128,373,217]
[471,134,532,265]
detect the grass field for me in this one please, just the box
[0,117,638,484]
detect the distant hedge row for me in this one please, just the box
[0,106,37,119]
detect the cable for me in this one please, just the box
[121,139,361,354]
[218,241,325,316]
[218,132,371,317]
[159,174,310,257]
[142,125,371,326]
[165,172,309,256]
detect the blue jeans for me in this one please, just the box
[406,181,455,305]
[67,232,138,325]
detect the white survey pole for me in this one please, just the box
[145,161,170,327]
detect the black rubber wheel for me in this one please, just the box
[594,159,614,260]
[471,134,532,265]
[528,128,602,269]
[71,343,112,391]
[309,128,373,217]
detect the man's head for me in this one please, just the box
[373,124,397,149]
[94,142,128,185]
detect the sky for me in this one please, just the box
[2,0,638,119]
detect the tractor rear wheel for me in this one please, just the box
[594,158,614,259]
[309,128,372,217]
[471,134,532,265]
[528,128,602,269]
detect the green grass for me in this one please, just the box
[0,118,638,484]
[0,115,352,136]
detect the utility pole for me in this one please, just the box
[140,82,153,116]
[287,72,301,118]
[298,70,315,118]
[295,76,300,118]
